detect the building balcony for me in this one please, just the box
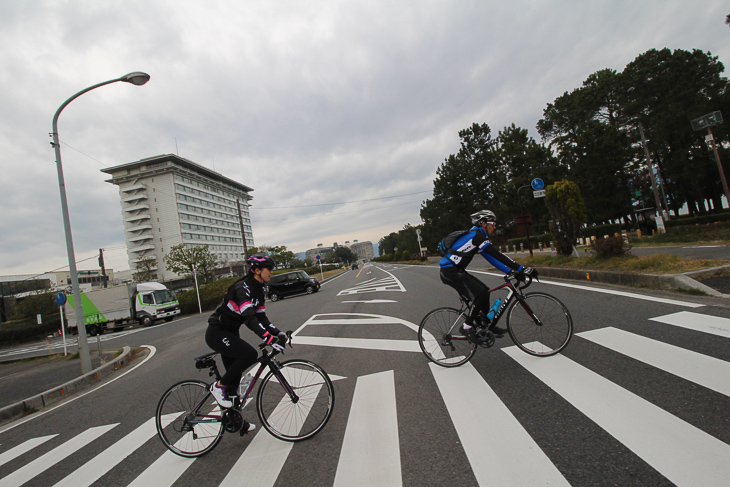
[122,194,148,204]
[130,243,156,252]
[125,214,151,223]
[128,234,153,243]
[123,203,150,213]
[122,183,147,193]
[127,223,152,232]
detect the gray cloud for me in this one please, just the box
[1,0,728,275]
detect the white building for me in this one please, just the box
[102,154,254,281]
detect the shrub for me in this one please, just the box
[402,250,411,261]
[589,235,631,258]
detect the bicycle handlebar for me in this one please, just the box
[258,330,294,354]
[504,270,535,290]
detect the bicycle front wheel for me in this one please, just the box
[418,307,476,367]
[257,360,335,441]
[155,380,225,457]
[506,292,573,356]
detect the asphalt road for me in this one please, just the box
[0,264,729,486]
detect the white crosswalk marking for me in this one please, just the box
[53,413,180,487]
[220,370,327,487]
[503,345,730,487]
[0,435,57,468]
[127,449,195,487]
[0,424,117,487]
[429,362,569,486]
[337,268,406,296]
[578,327,730,397]
[650,311,730,338]
[334,370,401,486]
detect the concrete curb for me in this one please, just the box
[533,265,730,297]
[0,346,133,425]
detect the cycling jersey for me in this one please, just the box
[439,225,523,274]
[208,275,280,339]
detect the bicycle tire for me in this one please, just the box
[155,380,225,457]
[257,360,335,441]
[418,307,477,367]
[506,292,573,356]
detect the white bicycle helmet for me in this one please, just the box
[471,209,497,225]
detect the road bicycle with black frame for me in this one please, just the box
[418,272,573,367]
[155,331,335,457]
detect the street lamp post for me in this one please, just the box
[50,72,150,374]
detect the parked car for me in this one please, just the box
[266,271,320,301]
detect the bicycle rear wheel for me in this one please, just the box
[418,307,476,367]
[257,360,335,441]
[155,380,225,457]
[506,292,573,356]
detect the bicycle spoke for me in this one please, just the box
[507,293,573,356]
[418,307,476,367]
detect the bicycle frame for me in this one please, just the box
[451,274,539,340]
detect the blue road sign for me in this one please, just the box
[55,292,67,306]
[531,178,545,191]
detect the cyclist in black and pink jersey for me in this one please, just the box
[205,254,287,434]
[439,210,538,343]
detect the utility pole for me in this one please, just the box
[638,123,669,226]
[98,248,107,288]
[237,198,250,273]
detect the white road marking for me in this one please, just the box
[0,435,57,468]
[53,413,179,487]
[503,345,730,487]
[649,311,730,338]
[334,370,401,486]
[429,362,569,486]
[578,327,730,397]
[0,424,117,487]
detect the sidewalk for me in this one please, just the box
[0,347,134,425]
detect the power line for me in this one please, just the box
[254,190,432,209]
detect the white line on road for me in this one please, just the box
[503,345,730,487]
[578,327,730,397]
[334,370,401,486]
[429,362,569,486]
[0,424,117,487]
[0,435,57,468]
[649,311,730,338]
[53,413,180,487]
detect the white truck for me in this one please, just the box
[65,282,181,336]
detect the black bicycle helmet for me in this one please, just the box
[247,254,276,272]
[471,209,497,225]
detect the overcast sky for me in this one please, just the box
[1,1,728,277]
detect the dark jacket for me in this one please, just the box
[208,275,280,338]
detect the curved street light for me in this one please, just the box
[50,72,150,373]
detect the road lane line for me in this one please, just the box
[429,362,568,486]
[0,424,117,487]
[649,311,730,338]
[334,370,401,486]
[0,435,57,468]
[503,345,730,487]
[53,413,179,487]
[294,336,421,352]
[220,377,325,487]
[578,327,730,397]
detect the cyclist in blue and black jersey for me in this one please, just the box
[440,209,538,343]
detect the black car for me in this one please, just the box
[266,270,320,301]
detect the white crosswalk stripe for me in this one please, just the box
[503,344,730,487]
[334,370,401,486]
[2,312,730,486]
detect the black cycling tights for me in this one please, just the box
[205,325,258,387]
[440,266,490,325]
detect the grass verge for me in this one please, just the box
[520,253,728,274]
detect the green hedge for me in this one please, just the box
[0,317,63,344]
[665,212,730,228]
